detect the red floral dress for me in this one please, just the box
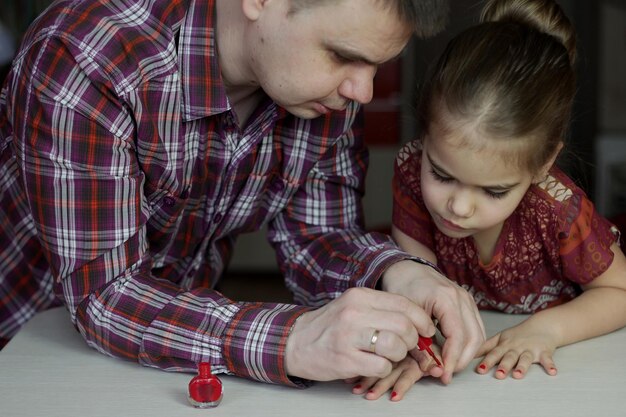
[392,141,621,313]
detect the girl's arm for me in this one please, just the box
[391,226,438,265]
[477,242,626,379]
[532,242,626,346]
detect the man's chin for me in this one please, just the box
[284,106,325,120]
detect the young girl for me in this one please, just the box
[353,0,626,401]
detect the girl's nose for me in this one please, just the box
[447,189,475,218]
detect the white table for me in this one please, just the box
[1,307,625,417]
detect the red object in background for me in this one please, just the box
[363,59,402,146]
[188,362,223,408]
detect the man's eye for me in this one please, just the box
[332,52,352,64]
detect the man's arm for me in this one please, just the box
[269,107,485,383]
[9,36,310,386]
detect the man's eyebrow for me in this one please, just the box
[330,44,402,66]
[333,47,378,65]
[426,152,520,190]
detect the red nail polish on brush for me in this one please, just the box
[188,362,223,408]
[417,336,442,366]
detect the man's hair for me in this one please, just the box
[289,0,449,38]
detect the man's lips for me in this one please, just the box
[314,102,346,114]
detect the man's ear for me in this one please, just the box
[241,0,270,21]
[533,141,564,183]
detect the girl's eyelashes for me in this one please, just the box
[429,168,510,200]
[484,189,509,200]
[429,168,453,183]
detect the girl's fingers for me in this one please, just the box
[539,352,558,376]
[480,349,555,379]
[511,350,534,379]
[493,350,520,379]
[354,358,424,401]
[476,334,500,358]
[476,339,506,374]
[390,364,425,401]
[351,376,378,395]
[364,368,403,400]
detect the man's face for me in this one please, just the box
[244,0,412,119]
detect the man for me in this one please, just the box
[0,0,484,390]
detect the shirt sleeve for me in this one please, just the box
[391,141,436,250]
[11,35,311,387]
[269,104,414,306]
[544,170,620,285]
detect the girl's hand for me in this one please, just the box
[349,347,443,401]
[475,320,560,379]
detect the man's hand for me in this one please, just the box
[284,287,437,381]
[381,260,486,384]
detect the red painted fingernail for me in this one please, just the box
[391,391,398,399]
[353,384,362,390]
[479,364,486,370]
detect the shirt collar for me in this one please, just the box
[178,0,230,121]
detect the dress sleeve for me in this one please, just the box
[392,141,436,251]
[552,173,620,285]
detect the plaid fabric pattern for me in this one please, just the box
[0,0,408,384]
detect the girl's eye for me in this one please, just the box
[484,189,509,200]
[429,168,453,183]
[429,166,510,199]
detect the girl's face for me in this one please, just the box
[420,121,538,245]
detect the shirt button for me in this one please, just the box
[213,212,223,223]
[558,231,569,239]
[163,196,176,207]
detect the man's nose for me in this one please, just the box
[338,65,376,104]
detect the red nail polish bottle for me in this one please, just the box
[188,362,223,408]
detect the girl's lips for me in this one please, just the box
[439,216,466,232]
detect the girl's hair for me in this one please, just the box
[418,0,576,173]
[289,0,449,38]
